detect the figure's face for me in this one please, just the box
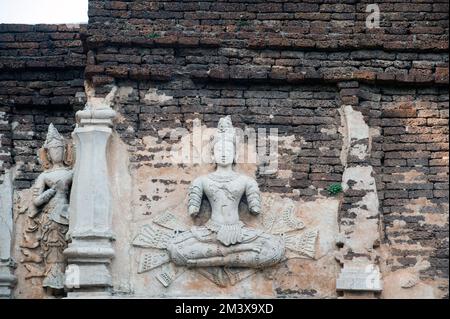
[213,141,235,166]
[47,146,64,164]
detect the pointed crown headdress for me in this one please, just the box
[213,116,236,146]
[43,123,65,149]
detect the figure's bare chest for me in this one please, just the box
[203,177,246,204]
[44,169,72,189]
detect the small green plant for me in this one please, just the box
[327,183,343,196]
[237,19,250,27]
[147,32,160,39]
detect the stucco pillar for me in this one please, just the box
[64,99,117,296]
[0,170,17,298]
[336,104,383,297]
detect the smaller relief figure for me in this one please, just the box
[20,124,73,294]
[133,116,318,287]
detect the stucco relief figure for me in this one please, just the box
[167,116,285,269]
[20,124,73,293]
[133,116,318,287]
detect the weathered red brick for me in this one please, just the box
[435,67,449,84]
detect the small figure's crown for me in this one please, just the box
[214,116,235,145]
[217,116,233,133]
[44,123,65,149]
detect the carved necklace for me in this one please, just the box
[207,171,239,183]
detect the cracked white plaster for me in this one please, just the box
[380,256,445,299]
[349,143,368,160]
[338,107,349,167]
[276,169,292,179]
[393,169,427,184]
[320,127,337,135]
[144,88,173,104]
[277,135,305,155]
[341,105,369,141]
[117,86,135,102]
[339,105,371,165]
[342,165,376,192]
[0,111,8,125]
[11,121,18,130]
[348,192,380,218]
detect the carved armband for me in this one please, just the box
[188,179,203,214]
[246,180,261,215]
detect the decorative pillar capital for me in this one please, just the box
[75,104,117,128]
[75,84,118,128]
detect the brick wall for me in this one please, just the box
[114,78,343,200]
[0,0,448,298]
[84,0,448,86]
[81,1,448,295]
[0,24,86,187]
[366,85,449,286]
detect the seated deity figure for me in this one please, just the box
[22,124,73,291]
[167,116,285,268]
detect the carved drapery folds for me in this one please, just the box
[63,85,117,296]
[133,198,318,287]
[20,124,73,295]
